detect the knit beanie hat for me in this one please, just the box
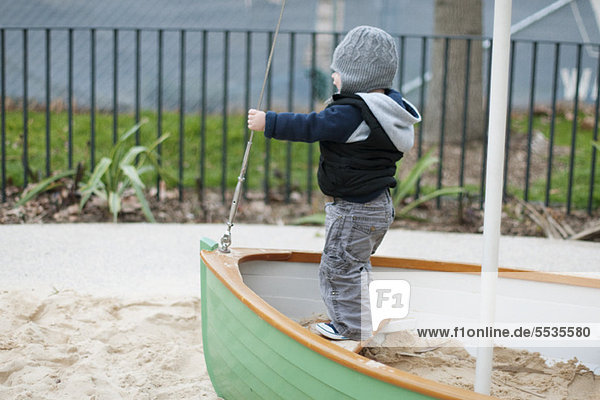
[331,26,398,94]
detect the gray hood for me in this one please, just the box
[345,92,421,153]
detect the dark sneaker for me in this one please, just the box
[315,322,350,340]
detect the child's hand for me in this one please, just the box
[247,109,266,131]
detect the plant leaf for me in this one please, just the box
[132,182,156,223]
[396,187,465,217]
[118,121,146,143]
[15,169,76,207]
[91,187,107,201]
[120,164,145,189]
[108,191,121,223]
[140,151,179,185]
[137,165,155,176]
[292,213,326,226]
[79,158,111,208]
[81,158,111,192]
[79,186,96,210]
[121,146,148,166]
[109,145,128,187]
[146,133,170,152]
[107,123,145,185]
[393,150,438,206]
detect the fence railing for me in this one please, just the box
[1,27,599,213]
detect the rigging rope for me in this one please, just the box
[219,0,287,253]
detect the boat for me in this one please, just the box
[199,237,600,400]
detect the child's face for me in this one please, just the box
[332,72,342,92]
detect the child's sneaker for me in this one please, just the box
[315,322,350,340]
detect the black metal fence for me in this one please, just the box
[1,27,599,213]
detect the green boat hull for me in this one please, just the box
[200,238,436,400]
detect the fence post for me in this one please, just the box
[480,38,494,210]
[1,29,5,202]
[524,41,538,202]
[90,28,96,172]
[502,40,516,200]
[567,43,583,214]
[222,31,230,204]
[435,37,450,209]
[546,42,560,207]
[45,29,51,177]
[113,29,119,144]
[135,29,141,145]
[68,28,73,170]
[459,39,472,214]
[286,32,295,203]
[307,32,317,204]
[589,43,600,214]
[264,31,273,204]
[179,29,186,202]
[416,36,428,200]
[156,29,163,201]
[199,30,207,203]
[397,35,405,91]
[243,31,252,197]
[22,28,29,188]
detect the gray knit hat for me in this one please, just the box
[331,26,398,94]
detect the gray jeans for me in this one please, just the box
[319,190,394,340]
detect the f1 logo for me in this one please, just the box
[369,280,411,331]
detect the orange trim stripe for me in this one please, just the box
[286,251,600,289]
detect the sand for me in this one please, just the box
[360,330,600,400]
[0,289,218,399]
[2,290,598,400]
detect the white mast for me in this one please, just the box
[474,0,513,395]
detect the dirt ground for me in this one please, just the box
[1,181,599,242]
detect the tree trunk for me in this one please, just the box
[423,0,484,144]
[314,0,345,69]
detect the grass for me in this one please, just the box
[509,108,600,210]
[3,109,320,193]
[3,107,599,211]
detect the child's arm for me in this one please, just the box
[247,106,362,143]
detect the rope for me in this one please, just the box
[219,0,286,253]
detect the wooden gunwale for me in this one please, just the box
[201,247,600,400]
[284,251,600,289]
